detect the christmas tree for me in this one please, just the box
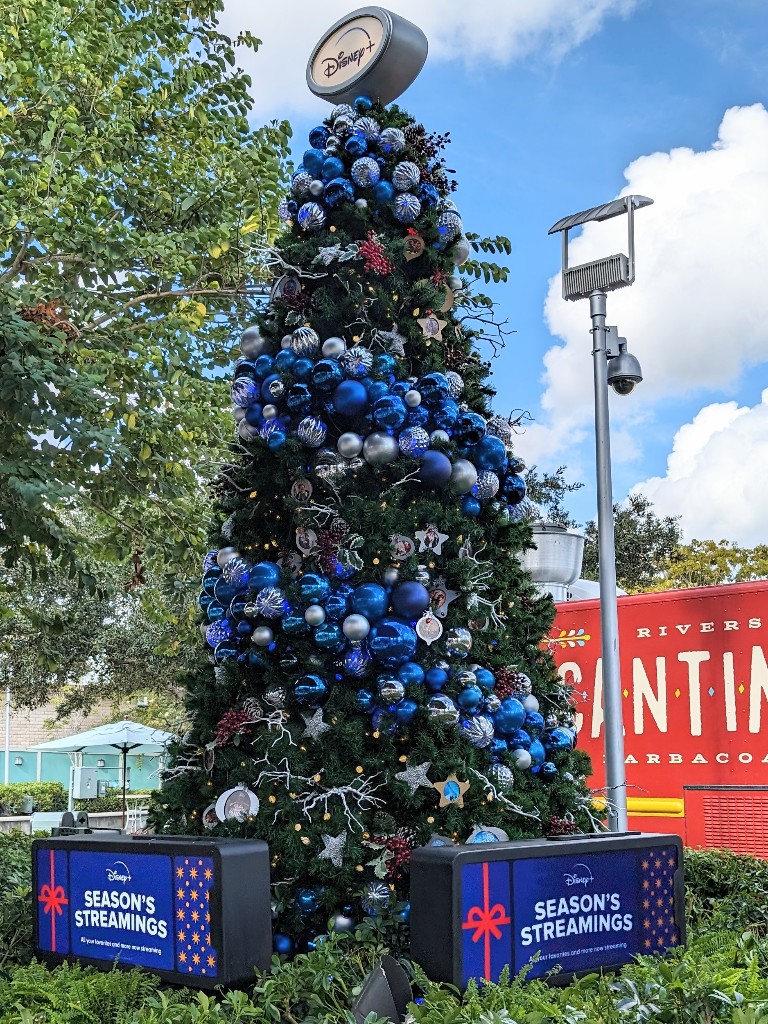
[156,95,593,954]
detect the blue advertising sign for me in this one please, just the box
[410,833,685,988]
[511,846,680,978]
[33,835,271,989]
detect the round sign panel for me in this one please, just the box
[307,6,428,107]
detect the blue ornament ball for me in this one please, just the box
[391,581,430,618]
[356,688,376,712]
[471,436,508,471]
[308,126,330,149]
[461,495,481,517]
[298,573,331,604]
[297,202,326,232]
[472,470,500,502]
[455,411,487,445]
[372,394,407,430]
[432,398,460,430]
[302,148,325,177]
[343,645,372,677]
[273,933,295,956]
[493,698,526,736]
[395,698,419,725]
[324,176,355,207]
[529,738,547,765]
[425,667,448,691]
[418,372,451,406]
[354,94,374,112]
[268,430,286,452]
[436,210,464,242]
[397,662,425,687]
[213,640,238,664]
[340,345,373,378]
[205,619,232,647]
[457,686,484,714]
[392,192,421,224]
[311,358,344,393]
[351,583,389,621]
[367,617,418,667]
[475,668,496,689]
[324,592,350,620]
[322,156,345,180]
[373,180,395,205]
[293,674,329,707]
[283,612,310,635]
[418,183,440,208]
[287,383,312,412]
[418,450,452,488]
[292,358,313,380]
[295,887,322,914]
[314,622,345,651]
[546,727,575,751]
[508,728,532,750]
[525,710,545,734]
[206,602,225,622]
[398,426,430,458]
[333,379,369,416]
[502,474,527,505]
[540,761,558,780]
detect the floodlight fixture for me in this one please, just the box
[548,195,653,301]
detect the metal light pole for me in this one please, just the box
[549,195,653,832]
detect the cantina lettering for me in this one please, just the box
[322,40,376,78]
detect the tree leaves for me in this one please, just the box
[0,0,289,584]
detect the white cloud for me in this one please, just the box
[538,103,768,459]
[219,0,639,119]
[634,390,768,546]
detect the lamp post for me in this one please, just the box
[548,195,653,832]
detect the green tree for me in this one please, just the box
[656,538,768,590]
[0,507,200,720]
[525,465,583,528]
[0,0,290,582]
[157,101,593,951]
[581,493,683,593]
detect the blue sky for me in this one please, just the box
[221,0,768,544]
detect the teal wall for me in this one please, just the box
[1,750,161,791]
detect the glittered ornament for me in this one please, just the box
[378,127,406,153]
[340,344,374,378]
[230,376,259,408]
[297,416,328,447]
[489,763,514,790]
[291,171,313,198]
[297,201,326,232]
[472,470,500,501]
[354,115,380,140]
[361,881,391,914]
[395,760,433,793]
[460,715,494,748]
[392,192,421,224]
[398,426,430,457]
[278,199,296,223]
[445,371,464,398]
[253,587,287,619]
[392,161,421,191]
[436,210,464,242]
[290,326,321,357]
[222,556,250,587]
[351,156,381,187]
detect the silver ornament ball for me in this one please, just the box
[304,604,327,626]
[363,431,399,466]
[342,613,371,641]
[337,432,364,458]
[309,179,324,197]
[404,389,422,408]
[252,626,274,646]
[322,336,346,358]
[449,458,478,495]
[382,567,400,586]
[240,326,271,358]
[511,748,533,770]
[430,429,450,445]
[216,547,239,568]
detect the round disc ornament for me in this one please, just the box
[306,7,428,107]
[215,783,260,823]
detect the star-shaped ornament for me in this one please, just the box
[433,774,470,808]
[318,832,347,868]
[373,327,407,357]
[301,708,331,740]
[417,311,447,341]
[415,524,449,555]
[395,760,433,794]
[428,576,459,619]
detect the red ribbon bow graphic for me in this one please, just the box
[38,849,68,951]
[462,862,511,980]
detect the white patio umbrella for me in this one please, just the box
[30,720,175,825]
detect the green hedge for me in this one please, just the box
[0,782,67,814]
[74,788,153,814]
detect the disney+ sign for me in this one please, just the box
[33,834,271,988]
[410,833,685,986]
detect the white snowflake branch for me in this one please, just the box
[297,773,386,831]
[469,768,542,821]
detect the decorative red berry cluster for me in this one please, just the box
[494,667,517,699]
[372,834,415,880]
[358,232,394,275]
[545,816,578,837]
[213,709,254,747]
[316,518,351,572]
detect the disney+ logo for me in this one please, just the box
[563,863,594,888]
[106,860,132,884]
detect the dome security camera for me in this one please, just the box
[607,339,642,396]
